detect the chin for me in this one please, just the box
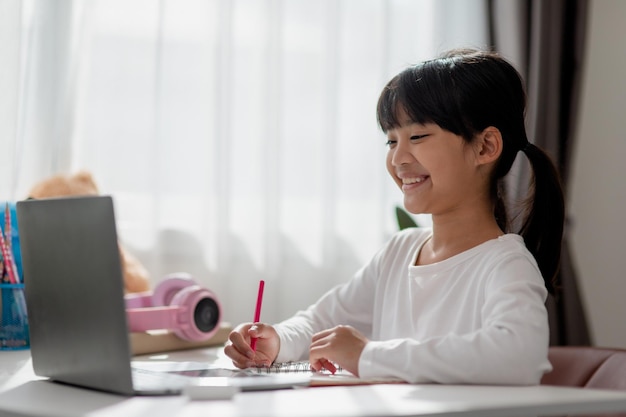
[402,204,422,215]
[402,197,431,214]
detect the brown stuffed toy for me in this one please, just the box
[27,171,151,293]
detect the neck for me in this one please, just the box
[417,201,503,265]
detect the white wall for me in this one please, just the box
[570,0,626,347]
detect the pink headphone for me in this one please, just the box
[124,273,222,342]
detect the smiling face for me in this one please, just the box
[385,107,490,217]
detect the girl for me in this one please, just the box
[224,49,564,385]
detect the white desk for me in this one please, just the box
[3,348,626,417]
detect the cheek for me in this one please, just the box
[385,152,396,179]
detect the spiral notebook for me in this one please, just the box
[169,361,405,387]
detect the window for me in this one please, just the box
[3,0,488,323]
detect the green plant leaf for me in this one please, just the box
[395,206,418,230]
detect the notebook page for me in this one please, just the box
[247,361,405,386]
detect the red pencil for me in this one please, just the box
[250,280,265,352]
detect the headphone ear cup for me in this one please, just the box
[169,285,222,341]
[152,274,198,306]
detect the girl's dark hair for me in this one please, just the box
[377,49,564,294]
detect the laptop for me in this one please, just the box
[17,195,310,396]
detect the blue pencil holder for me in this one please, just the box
[0,201,29,350]
[0,283,29,350]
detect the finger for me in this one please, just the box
[311,328,333,343]
[223,343,254,369]
[248,323,275,352]
[309,344,332,372]
[320,359,337,374]
[248,323,272,339]
[249,324,269,353]
[309,356,337,373]
[228,327,256,359]
[248,325,260,350]
[309,359,324,372]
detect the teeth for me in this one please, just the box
[402,177,425,185]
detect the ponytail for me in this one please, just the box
[517,142,565,294]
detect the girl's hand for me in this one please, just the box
[309,325,368,376]
[224,322,280,369]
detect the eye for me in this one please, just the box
[410,134,429,142]
[385,139,397,149]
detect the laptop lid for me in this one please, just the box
[17,196,137,395]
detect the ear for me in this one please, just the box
[474,126,502,166]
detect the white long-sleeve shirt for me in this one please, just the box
[274,227,552,385]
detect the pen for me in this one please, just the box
[250,279,265,352]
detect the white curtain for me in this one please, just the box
[1,0,489,326]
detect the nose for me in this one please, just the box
[390,138,415,166]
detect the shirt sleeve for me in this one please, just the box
[274,229,430,362]
[358,255,551,385]
[273,244,385,363]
